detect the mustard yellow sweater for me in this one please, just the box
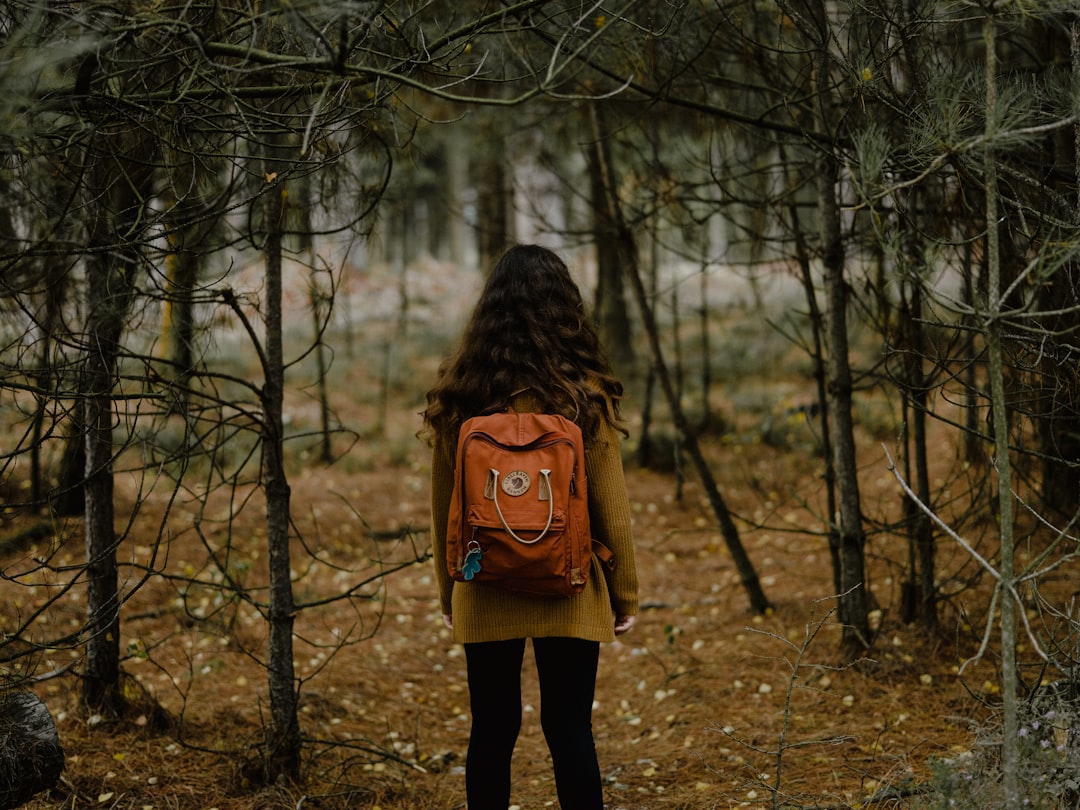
[430,391,639,644]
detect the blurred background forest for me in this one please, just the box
[2,1,1080,808]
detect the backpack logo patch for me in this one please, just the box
[500,470,531,497]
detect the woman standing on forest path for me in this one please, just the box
[421,244,640,810]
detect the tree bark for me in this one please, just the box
[261,166,301,782]
[983,13,1020,805]
[445,125,470,266]
[585,105,636,383]
[82,271,124,714]
[160,233,200,404]
[811,26,871,650]
[819,171,869,649]
[474,113,512,274]
[295,173,334,464]
[899,273,936,630]
[1036,12,1080,516]
[81,148,145,713]
[787,189,840,599]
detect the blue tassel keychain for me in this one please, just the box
[462,541,483,580]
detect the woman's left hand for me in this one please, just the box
[614,614,636,635]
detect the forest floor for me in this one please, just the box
[2,263,1050,809]
[4,399,1022,810]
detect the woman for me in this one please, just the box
[422,244,639,810]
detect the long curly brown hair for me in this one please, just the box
[421,244,624,445]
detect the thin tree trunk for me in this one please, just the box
[81,161,143,713]
[787,195,839,597]
[297,173,333,465]
[161,245,199,404]
[259,6,301,771]
[82,273,124,714]
[54,416,87,517]
[908,282,936,629]
[983,13,1019,805]
[636,237,659,469]
[446,126,469,266]
[900,390,917,624]
[778,136,840,599]
[261,165,301,781]
[1036,12,1080,515]
[585,104,636,382]
[30,264,66,508]
[898,272,936,629]
[671,284,685,501]
[819,162,870,650]
[474,114,511,274]
[697,259,712,433]
[49,170,85,516]
[627,245,770,613]
[309,268,333,465]
[960,239,984,463]
[809,12,871,650]
[588,103,770,614]
[378,203,410,437]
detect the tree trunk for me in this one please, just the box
[81,285,124,714]
[960,239,985,464]
[1036,12,1080,516]
[30,259,67,509]
[909,288,936,630]
[636,235,659,468]
[53,420,86,518]
[671,282,685,500]
[261,153,301,782]
[819,165,870,650]
[786,188,840,599]
[160,235,200,406]
[697,260,713,433]
[585,105,636,383]
[295,173,333,464]
[444,125,470,266]
[309,268,333,465]
[808,5,871,651]
[81,153,144,713]
[473,114,511,274]
[899,275,937,630]
[983,13,1020,805]
[627,243,770,613]
[588,103,770,614]
[258,3,301,774]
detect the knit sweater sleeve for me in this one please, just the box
[430,433,456,616]
[585,417,639,618]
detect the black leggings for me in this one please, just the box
[463,637,603,810]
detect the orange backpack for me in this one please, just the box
[446,411,614,597]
